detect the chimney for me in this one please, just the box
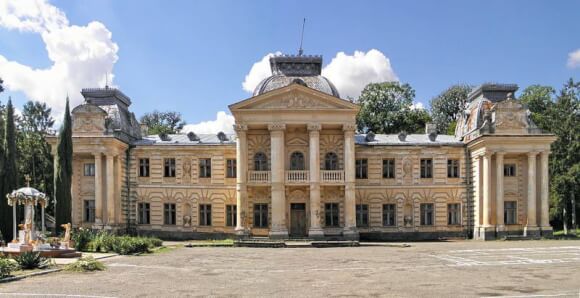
[140,123,149,136]
[426,123,438,142]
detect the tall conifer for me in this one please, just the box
[0,98,18,241]
[54,98,73,234]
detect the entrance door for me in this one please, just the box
[290,203,307,238]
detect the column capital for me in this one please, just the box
[540,150,551,157]
[234,123,248,132]
[342,123,357,132]
[481,151,494,158]
[527,151,539,158]
[93,152,103,158]
[495,151,506,157]
[307,123,321,131]
[268,123,286,131]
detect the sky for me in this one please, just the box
[0,0,579,133]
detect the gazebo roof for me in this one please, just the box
[7,187,49,206]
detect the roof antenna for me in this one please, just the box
[105,73,109,89]
[298,18,306,56]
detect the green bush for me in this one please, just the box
[71,229,163,255]
[0,257,17,278]
[13,252,50,270]
[72,228,95,251]
[64,256,105,272]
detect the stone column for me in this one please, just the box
[106,154,116,226]
[12,204,17,242]
[343,123,358,240]
[234,124,249,236]
[94,153,103,226]
[480,152,494,240]
[308,123,324,239]
[524,152,539,237]
[269,123,288,238]
[496,152,505,235]
[540,151,552,236]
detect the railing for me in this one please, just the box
[248,171,271,184]
[286,170,310,184]
[321,170,344,184]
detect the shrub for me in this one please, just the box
[72,228,95,251]
[0,257,17,278]
[13,252,50,270]
[64,256,105,272]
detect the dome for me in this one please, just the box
[252,55,340,98]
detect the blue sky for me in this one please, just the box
[0,0,579,130]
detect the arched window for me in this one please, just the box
[324,152,339,170]
[254,152,268,171]
[290,151,305,170]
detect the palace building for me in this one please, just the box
[47,54,556,241]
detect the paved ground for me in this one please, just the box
[1,240,580,297]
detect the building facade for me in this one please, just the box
[47,54,556,241]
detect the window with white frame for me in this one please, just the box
[420,203,434,225]
[447,203,460,225]
[447,159,459,178]
[420,159,433,178]
[383,204,396,226]
[138,202,150,224]
[504,201,517,224]
[84,163,95,176]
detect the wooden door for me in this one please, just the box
[290,203,306,237]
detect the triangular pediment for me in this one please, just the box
[229,83,359,112]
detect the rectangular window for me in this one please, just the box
[420,159,433,178]
[504,164,516,177]
[420,203,434,226]
[139,158,150,177]
[447,203,461,225]
[138,202,150,225]
[355,159,368,179]
[83,200,95,223]
[226,159,237,178]
[164,158,176,177]
[199,158,212,178]
[226,205,237,227]
[447,159,460,178]
[356,204,369,227]
[163,203,176,225]
[84,163,95,176]
[325,203,340,227]
[382,159,395,179]
[253,204,268,228]
[199,204,212,226]
[382,204,396,226]
[504,201,517,224]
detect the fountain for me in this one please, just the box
[0,176,80,258]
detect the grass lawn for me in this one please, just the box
[553,228,580,238]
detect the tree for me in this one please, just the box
[429,84,472,134]
[519,85,556,130]
[17,101,55,197]
[356,82,432,134]
[54,99,73,235]
[0,99,18,241]
[140,110,186,135]
[547,79,580,234]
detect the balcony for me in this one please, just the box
[248,171,270,184]
[286,170,309,184]
[321,170,344,184]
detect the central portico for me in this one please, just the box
[229,55,360,239]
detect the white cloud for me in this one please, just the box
[567,48,580,68]
[322,49,398,99]
[0,0,118,115]
[182,111,235,134]
[242,49,398,100]
[411,102,425,110]
[242,51,281,93]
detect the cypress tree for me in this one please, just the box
[54,98,73,235]
[0,98,18,241]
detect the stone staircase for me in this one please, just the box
[234,238,359,248]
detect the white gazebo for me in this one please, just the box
[6,181,50,245]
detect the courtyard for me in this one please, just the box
[0,240,579,297]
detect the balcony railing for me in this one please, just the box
[286,170,309,184]
[321,170,344,184]
[248,171,270,184]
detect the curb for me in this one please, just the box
[0,253,118,283]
